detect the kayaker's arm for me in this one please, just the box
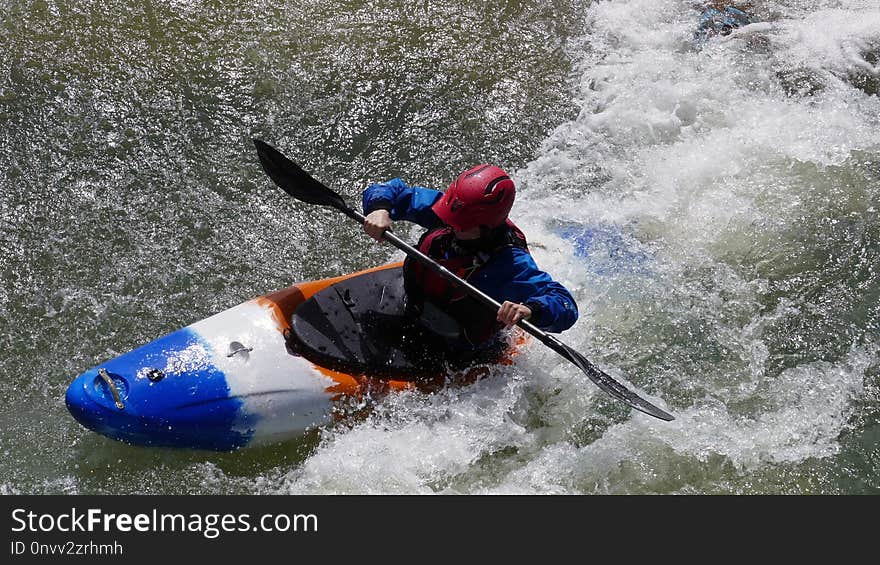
[474,247,579,334]
[362,178,444,229]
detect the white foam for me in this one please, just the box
[488,345,872,494]
[774,6,880,81]
[281,0,879,493]
[508,0,880,491]
[277,372,532,494]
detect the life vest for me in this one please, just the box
[403,220,529,346]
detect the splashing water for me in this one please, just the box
[2,0,878,494]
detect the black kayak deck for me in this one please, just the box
[287,267,504,379]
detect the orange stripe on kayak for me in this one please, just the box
[255,262,404,333]
[313,332,529,397]
[314,365,416,400]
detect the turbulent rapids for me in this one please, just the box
[2,0,878,494]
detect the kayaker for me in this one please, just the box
[362,164,578,358]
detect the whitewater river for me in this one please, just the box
[1,0,878,494]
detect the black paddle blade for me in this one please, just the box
[561,342,675,421]
[253,138,350,211]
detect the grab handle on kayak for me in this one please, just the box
[98,368,125,410]
[227,342,253,358]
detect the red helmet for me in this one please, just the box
[432,164,516,231]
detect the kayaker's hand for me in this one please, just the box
[364,209,392,242]
[497,301,531,329]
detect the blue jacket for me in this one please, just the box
[363,178,578,334]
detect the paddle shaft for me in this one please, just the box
[334,200,675,421]
[349,205,673,420]
[341,206,567,353]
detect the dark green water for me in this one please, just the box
[1,0,878,494]
[1,0,588,493]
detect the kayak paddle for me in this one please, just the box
[253,138,675,421]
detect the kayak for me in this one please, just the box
[65,262,525,451]
[66,138,674,450]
